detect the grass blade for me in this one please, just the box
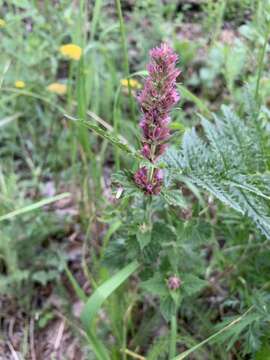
[0,113,22,127]
[0,193,71,222]
[177,85,211,117]
[80,260,139,360]
[115,0,135,122]
[81,260,139,332]
[90,0,104,42]
[64,264,87,302]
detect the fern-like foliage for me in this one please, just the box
[164,105,270,239]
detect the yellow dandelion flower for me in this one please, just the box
[47,83,67,95]
[121,78,141,89]
[0,19,6,28]
[59,44,82,61]
[15,81,25,89]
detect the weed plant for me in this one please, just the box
[0,1,270,359]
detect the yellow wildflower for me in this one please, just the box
[15,81,25,89]
[59,44,82,61]
[0,19,6,28]
[121,78,141,89]
[47,83,67,95]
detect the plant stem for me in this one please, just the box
[169,310,177,359]
[115,0,136,123]
[122,302,134,360]
[255,28,270,105]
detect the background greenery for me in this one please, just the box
[1,0,270,359]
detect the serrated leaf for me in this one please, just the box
[140,273,168,297]
[152,222,176,244]
[65,113,143,161]
[164,105,270,240]
[162,189,187,208]
[172,307,254,360]
[160,296,176,322]
[111,170,141,197]
[181,274,208,296]
[136,226,151,250]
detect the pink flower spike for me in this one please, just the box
[134,43,180,195]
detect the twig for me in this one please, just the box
[7,341,20,360]
[53,321,65,350]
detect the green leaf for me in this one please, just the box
[169,121,186,132]
[181,274,208,296]
[214,313,259,349]
[177,85,211,116]
[140,273,168,297]
[152,222,176,244]
[65,114,142,161]
[111,170,141,197]
[80,261,139,360]
[162,189,187,208]
[172,307,254,360]
[164,105,270,240]
[32,270,59,286]
[136,225,152,250]
[0,113,22,128]
[160,296,176,322]
[64,265,87,302]
[81,260,139,332]
[256,343,270,360]
[10,0,31,9]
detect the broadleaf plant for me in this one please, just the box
[82,39,270,359]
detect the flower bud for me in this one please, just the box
[167,276,181,290]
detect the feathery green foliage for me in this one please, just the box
[164,102,270,240]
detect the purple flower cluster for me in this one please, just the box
[134,43,180,195]
[134,166,163,195]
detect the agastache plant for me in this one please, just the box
[90,43,186,359]
[134,43,180,195]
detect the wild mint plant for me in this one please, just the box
[81,41,270,359]
[99,43,210,359]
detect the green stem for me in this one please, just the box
[148,144,156,182]
[255,28,269,105]
[115,0,136,123]
[169,310,177,359]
